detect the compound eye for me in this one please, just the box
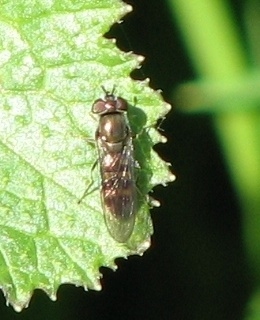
[116,97,128,111]
[92,99,106,114]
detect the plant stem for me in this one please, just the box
[167,0,260,275]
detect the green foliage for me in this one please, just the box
[0,0,173,311]
[168,0,260,318]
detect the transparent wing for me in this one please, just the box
[97,135,137,242]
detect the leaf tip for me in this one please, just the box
[11,302,25,313]
[150,198,161,208]
[165,102,172,112]
[136,238,151,255]
[50,293,57,301]
[160,135,168,143]
[137,55,145,63]
[169,173,176,182]
[125,4,133,14]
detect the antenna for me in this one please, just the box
[101,85,116,96]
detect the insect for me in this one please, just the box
[88,87,137,242]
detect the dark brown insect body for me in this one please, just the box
[93,88,136,242]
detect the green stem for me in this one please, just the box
[167,0,260,275]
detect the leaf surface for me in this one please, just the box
[0,0,173,311]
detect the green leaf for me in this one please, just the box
[0,0,174,311]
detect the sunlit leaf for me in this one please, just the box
[0,0,173,311]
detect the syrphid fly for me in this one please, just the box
[88,87,137,242]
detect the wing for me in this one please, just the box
[97,134,136,242]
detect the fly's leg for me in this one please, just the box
[85,135,96,146]
[78,121,99,203]
[78,159,98,204]
[134,180,160,210]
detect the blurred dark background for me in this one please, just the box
[0,0,251,319]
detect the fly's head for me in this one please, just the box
[92,87,128,116]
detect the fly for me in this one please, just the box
[89,87,137,242]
